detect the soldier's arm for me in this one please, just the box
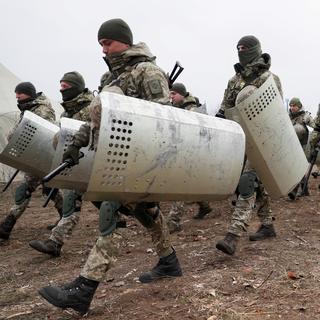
[305,113,315,128]
[217,79,234,117]
[72,123,91,148]
[272,74,283,98]
[310,116,320,148]
[140,64,170,105]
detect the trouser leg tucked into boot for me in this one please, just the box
[216,232,239,255]
[139,249,182,283]
[0,214,17,240]
[29,239,62,257]
[39,276,98,315]
[249,224,276,241]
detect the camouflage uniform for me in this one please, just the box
[288,108,314,198]
[289,109,314,148]
[71,43,173,281]
[167,93,212,231]
[220,54,282,237]
[49,89,93,245]
[9,93,63,220]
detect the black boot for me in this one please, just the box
[139,249,182,283]
[29,239,62,257]
[193,202,212,219]
[216,232,239,255]
[39,276,99,315]
[0,214,17,240]
[249,224,276,241]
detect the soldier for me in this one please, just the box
[288,97,314,199]
[29,71,94,256]
[38,18,182,315]
[167,82,212,233]
[0,82,63,241]
[215,36,281,255]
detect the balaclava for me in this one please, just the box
[60,71,85,102]
[237,35,262,67]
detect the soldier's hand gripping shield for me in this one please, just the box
[225,75,309,198]
[0,111,59,177]
[45,118,95,192]
[83,91,246,202]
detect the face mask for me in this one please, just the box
[60,87,81,102]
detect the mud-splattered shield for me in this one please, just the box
[0,111,59,177]
[46,117,95,192]
[83,92,246,202]
[225,75,309,198]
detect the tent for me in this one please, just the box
[0,63,63,182]
[0,63,21,183]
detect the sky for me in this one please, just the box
[1,0,320,115]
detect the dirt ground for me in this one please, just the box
[0,178,320,320]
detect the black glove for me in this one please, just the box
[62,145,80,165]
[215,109,225,119]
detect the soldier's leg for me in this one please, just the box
[29,190,84,256]
[0,174,40,240]
[42,187,64,230]
[167,201,185,233]
[216,171,257,255]
[249,184,276,241]
[133,202,182,283]
[193,201,212,219]
[38,201,121,314]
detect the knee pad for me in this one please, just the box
[15,182,31,205]
[238,171,257,199]
[99,201,121,236]
[133,202,159,228]
[62,191,82,218]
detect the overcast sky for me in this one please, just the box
[1,0,320,115]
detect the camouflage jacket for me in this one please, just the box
[310,114,320,147]
[60,89,93,122]
[289,109,314,128]
[19,92,55,122]
[173,94,198,111]
[219,53,283,114]
[8,93,55,141]
[73,42,170,149]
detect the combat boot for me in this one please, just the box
[139,249,182,283]
[29,239,62,257]
[39,276,99,315]
[216,232,239,255]
[193,202,212,219]
[0,214,17,240]
[249,224,276,241]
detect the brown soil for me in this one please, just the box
[0,179,320,320]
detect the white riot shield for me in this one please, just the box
[83,92,246,202]
[225,75,309,198]
[46,118,95,192]
[0,111,59,177]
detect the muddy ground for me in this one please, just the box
[0,178,320,320]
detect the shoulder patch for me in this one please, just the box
[148,79,163,95]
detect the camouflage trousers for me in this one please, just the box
[228,181,273,237]
[9,173,63,220]
[81,202,172,282]
[50,190,83,245]
[167,201,211,225]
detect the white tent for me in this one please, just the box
[0,63,63,182]
[0,63,21,183]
